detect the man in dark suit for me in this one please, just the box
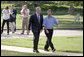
[28,7,43,53]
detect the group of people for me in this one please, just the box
[1,5,61,53]
[1,5,17,35]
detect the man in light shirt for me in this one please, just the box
[21,5,30,35]
[43,9,61,52]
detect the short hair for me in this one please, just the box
[35,7,41,11]
[47,9,52,13]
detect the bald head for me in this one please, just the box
[36,7,41,14]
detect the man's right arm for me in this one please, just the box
[27,15,33,34]
[28,15,33,30]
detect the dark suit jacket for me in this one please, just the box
[12,9,17,19]
[9,9,17,22]
[28,13,43,33]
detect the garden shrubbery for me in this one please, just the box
[1,2,83,15]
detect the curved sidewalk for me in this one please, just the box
[1,45,83,56]
[1,30,83,39]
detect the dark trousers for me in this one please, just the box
[33,31,40,50]
[1,19,9,34]
[44,29,54,50]
[14,19,16,31]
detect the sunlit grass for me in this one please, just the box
[1,36,83,53]
[1,14,83,29]
[1,50,61,56]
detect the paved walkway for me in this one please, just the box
[1,30,83,39]
[1,30,83,56]
[1,45,83,56]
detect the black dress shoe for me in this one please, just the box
[52,49,56,52]
[33,50,39,53]
[44,49,49,51]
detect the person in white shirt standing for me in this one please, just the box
[1,6,10,35]
[21,5,30,35]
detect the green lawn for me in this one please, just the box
[1,3,83,29]
[1,36,83,53]
[1,50,61,56]
[1,14,83,29]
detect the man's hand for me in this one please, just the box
[43,27,49,34]
[27,30,30,35]
[46,30,49,34]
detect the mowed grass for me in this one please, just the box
[1,14,83,29]
[1,36,83,53]
[1,50,61,56]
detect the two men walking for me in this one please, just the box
[1,4,60,53]
[28,7,60,53]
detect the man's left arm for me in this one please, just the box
[54,18,61,28]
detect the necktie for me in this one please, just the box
[38,15,40,23]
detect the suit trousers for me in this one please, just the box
[33,31,40,50]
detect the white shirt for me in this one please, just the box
[2,9,10,20]
[21,9,30,18]
[36,12,40,19]
[36,12,41,23]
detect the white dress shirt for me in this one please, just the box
[36,12,40,23]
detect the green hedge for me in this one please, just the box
[1,3,83,15]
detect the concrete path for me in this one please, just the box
[1,30,83,39]
[1,45,83,56]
